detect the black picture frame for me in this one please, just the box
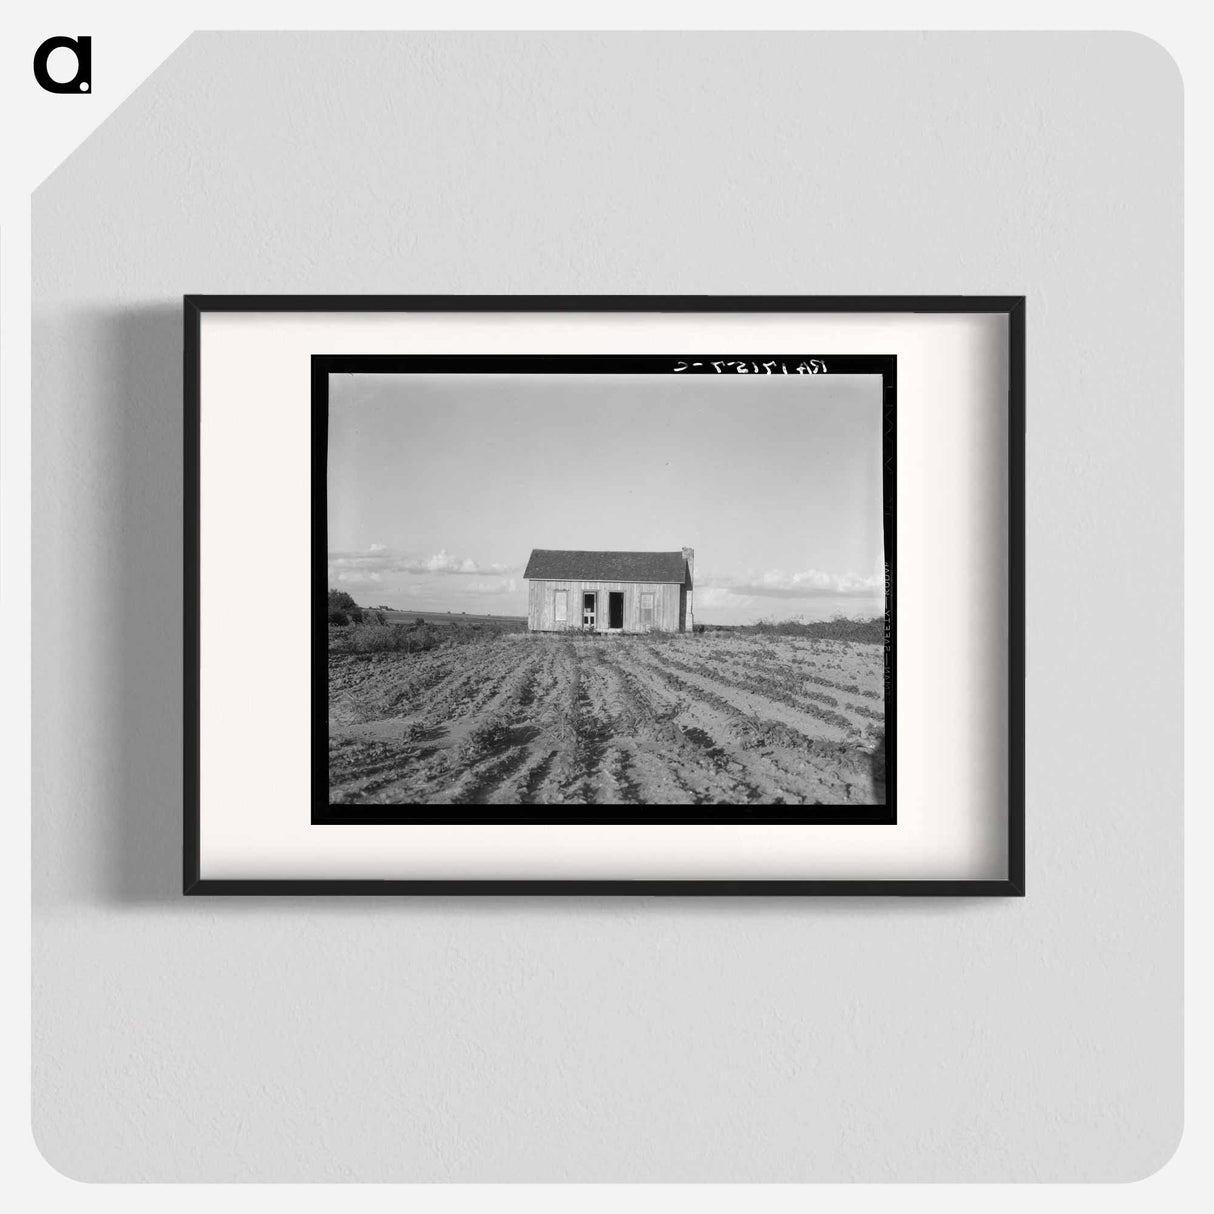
[184,295,1025,897]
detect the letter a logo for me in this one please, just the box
[34,36,92,94]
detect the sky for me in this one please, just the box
[327,372,886,624]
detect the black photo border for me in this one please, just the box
[312,352,896,828]
[184,295,1025,896]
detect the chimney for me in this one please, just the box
[681,546,695,633]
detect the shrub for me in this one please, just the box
[459,714,513,761]
[328,609,349,626]
[328,619,508,655]
[739,616,886,644]
[329,622,434,654]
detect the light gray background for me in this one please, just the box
[32,33,1182,1181]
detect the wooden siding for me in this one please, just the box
[527,579,685,633]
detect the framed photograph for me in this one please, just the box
[185,296,1024,895]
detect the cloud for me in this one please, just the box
[699,567,882,599]
[327,547,513,577]
[413,549,508,575]
[693,575,884,625]
[695,586,743,610]
[464,578,519,596]
[335,570,382,588]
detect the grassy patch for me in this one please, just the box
[723,616,886,644]
[329,620,506,655]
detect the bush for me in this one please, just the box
[326,591,371,625]
[328,589,358,613]
[329,622,436,654]
[328,619,508,655]
[459,713,513,761]
[739,616,885,644]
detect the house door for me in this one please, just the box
[582,592,596,628]
[608,592,624,630]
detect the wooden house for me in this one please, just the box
[523,548,695,634]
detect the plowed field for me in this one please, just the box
[328,632,886,806]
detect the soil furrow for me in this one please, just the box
[326,633,886,806]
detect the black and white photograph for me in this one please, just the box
[317,354,895,817]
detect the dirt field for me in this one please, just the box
[328,631,886,806]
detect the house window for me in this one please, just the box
[553,590,567,624]
[582,592,596,627]
[640,592,655,628]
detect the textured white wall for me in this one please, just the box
[31,32,1181,1181]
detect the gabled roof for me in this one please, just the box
[523,549,688,584]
